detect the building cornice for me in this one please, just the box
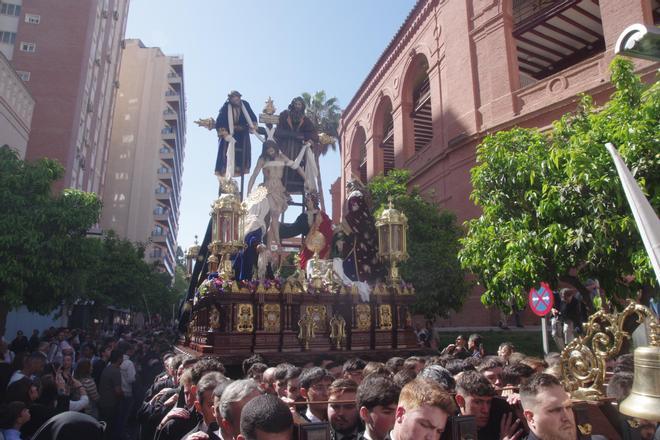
[342,0,438,124]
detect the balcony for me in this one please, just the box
[155,188,172,205]
[153,207,169,221]
[159,147,174,161]
[151,230,167,243]
[167,71,181,84]
[157,166,173,183]
[165,90,179,103]
[163,108,177,121]
[513,0,605,82]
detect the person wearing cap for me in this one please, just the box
[214,90,258,178]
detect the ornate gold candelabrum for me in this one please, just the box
[209,181,245,280]
[560,301,660,422]
[375,198,409,284]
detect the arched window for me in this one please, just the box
[350,126,367,183]
[402,54,433,157]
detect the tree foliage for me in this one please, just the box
[302,90,342,154]
[368,169,469,318]
[0,147,101,316]
[459,58,659,312]
[0,147,180,333]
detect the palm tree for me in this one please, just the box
[301,91,342,211]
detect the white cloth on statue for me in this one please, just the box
[224,101,260,179]
[332,258,371,302]
[243,187,270,237]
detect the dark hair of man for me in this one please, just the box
[501,363,535,387]
[285,366,301,381]
[403,356,423,371]
[109,349,123,364]
[6,378,32,405]
[74,359,92,379]
[342,358,367,374]
[455,371,496,397]
[363,362,390,378]
[613,353,634,373]
[445,359,470,376]
[240,394,293,440]
[242,353,266,376]
[191,357,226,385]
[328,378,358,397]
[468,333,483,346]
[170,355,184,372]
[246,363,267,380]
[196,372,226,404]
[181,357,198,369]
[519,373,563,410]
[385,357,405,374]
[325,361,341,371]
[419,365,456,392]
[0,401,27,429]
[606,371,634,403]
[499,341,515,351]
[213,379,233,406]
[392,368,417,389]
[273,363,294,381]
[476,356,504,373]
[356,375,400,411]
[299,367,332,390]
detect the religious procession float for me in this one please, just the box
[177,92,418,365]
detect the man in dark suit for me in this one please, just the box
[183,372,228,440]
[327,379,361,440]
[299,367,333,423]
[356,375,400,440]
[520,374,577,440]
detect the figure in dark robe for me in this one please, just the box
[340,179,383,283]
[214,90,258,177]
[274,96,319,194]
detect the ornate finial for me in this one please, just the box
[194,117,216,131]
[194,235,198,245]
[387,196,394,209]
[263,97,276,115]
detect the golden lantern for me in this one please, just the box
[375,198,409,284]
[185,235,200,278]
[209,184,245,280]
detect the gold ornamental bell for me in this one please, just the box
[619,345,660,422]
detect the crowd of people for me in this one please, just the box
[0,326,657,440]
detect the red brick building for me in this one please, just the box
[339,0,658,326]
[6,0,129,194]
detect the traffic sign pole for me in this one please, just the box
[529,282,554,356]
[541,316,548,355]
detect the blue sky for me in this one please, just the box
[125,0,417,251]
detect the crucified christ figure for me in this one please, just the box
[247,140,307,250]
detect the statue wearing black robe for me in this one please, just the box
[274,97,318,194]
[214,94,257,176]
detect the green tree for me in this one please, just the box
[459,58,659,312]
[368,169,469,318]
[0,147,101,335]
[302,90,342,211]
[82,231,181,319]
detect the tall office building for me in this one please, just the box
[0,0,129,193]
[100,39,186,276]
